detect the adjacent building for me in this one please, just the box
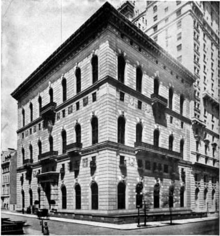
[119,0,219,214]
[11,2,218,222]
[1,148,17,210]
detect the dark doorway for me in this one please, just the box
[75,184,81,210]
[118,182,126,209]
[91,182,98,210]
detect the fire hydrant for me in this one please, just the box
[43,222,49,235]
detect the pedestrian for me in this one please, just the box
[43,222,49,235]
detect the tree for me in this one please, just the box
[161,182,180,225]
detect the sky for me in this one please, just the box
[1,0,126,151]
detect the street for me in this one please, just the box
[1,212,219,235]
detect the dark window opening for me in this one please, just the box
[75,184,81,210]
[49,88,53,103]
[118,116,125,144]
[75,124,81,144]
[62,78,67,102]
[76,102,80,111]
[154,183,160,208]
[169,135,174,150]
[118,55,126,83]
[22,109,25,127]
[180,94,184,115]
[61,186,67,209]
[92,55,98,84]
[92,92,97,102]
[169,87,173,109]
[38,140,42,156]
[180,186,184,207]
[29,189,33,206]
[118,182,126,209]
[120,92,125,101]
[62,130,67,154]
[136,67,142,92]
[180,139,184,156]
[30,103,33,122]
[91,116,98,145]
[76,68,81,94]
[29,145,33,161]
[49,135,53,152]
[153,129,159,147]
[154,79,159,95]
[38,96,42,116]
[138,101,142,109]
[136,123,142,143]
[91,182,98,210]
[22,148,25,164]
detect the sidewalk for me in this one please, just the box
[2,210,219,230]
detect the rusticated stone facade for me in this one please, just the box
[11,3,218,221]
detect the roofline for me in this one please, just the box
[11,1,195,101]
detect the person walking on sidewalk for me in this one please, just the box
[43,222,49,235]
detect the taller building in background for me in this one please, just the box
[119,0,219,213]
[1,148,17,211]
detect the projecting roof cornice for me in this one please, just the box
[11,2,195,100]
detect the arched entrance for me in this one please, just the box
[91,182,98,210]
[75,184,81,210]
[118,181,126,209]
[154,183,160,208]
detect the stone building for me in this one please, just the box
[11,2,215,222]
[118,0,219,214]
[1,148,17,211]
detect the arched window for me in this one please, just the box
[180,139,184,156]
[204,188,208,200]
[153,129,160,147]
[118,116,125,144]
[118,55,125,83]
[75,184,81,210]
[49,135,53,152]
[154,78,159,95]
[61,130,67,154]
[136,123,142,143]
[169,135,174,150]
[61,185,67,209]
[76,67,81,94]
[169,87,173,109]
[180,186,184,207]
[92,55,98,84]
[118,182,126,209]
[29,145,33,161]
[49,88,53,103]
[22,148,25,164]
[195,188,199,201]
[38,96,42,116]
[38,188,41,208]
[21,190,25,209]
[169,185,174,208]
[91,182,98,210]
[180,94,184,115]
[22,109,25,127]
[75,124,81,144]
[29,189,33,206]
[154,183,160,208]
[38,140,42,157]
[136,67,142,92]
[62,78,67,102]
[212,189,215,203]
[91,116,98,145]
[29,103,33,122]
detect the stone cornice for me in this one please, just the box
[11,2,195,101]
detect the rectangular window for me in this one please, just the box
[177,32,181,40]
[76,102,80,111]
[154,35,158,42]
[145,161,151,170]
[177,55,182,62]
[138,159,143,168]
[120,92,125,102]
[30,128,32,135]
[164,164,168,173]
[153,15,157,22]
[176,9,181,17]
[34,126,36,133]
[177,44,182,51]
[138,100,142,110]
[57,112,60,121]
[170,116,173,123]
[92,92,97,102]
[181,121,184,129]
[68,105,73,114]
[177,20,181,29]
[22,133,24,139]
[176,1,181,5]
[83,97,88,107]
[38,123,41,130]
[153,5,157,13]
[165,7,168,13]
[120,156,125,165]
[62,109,65,118]
[153,25,158,32]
